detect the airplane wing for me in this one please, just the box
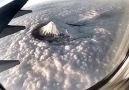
[14,10,32,18]
[0,60,20,90]
[0,83,6,90]
[0,25,26,38]
[0,60,20,73]
[0,0,30,89]
[0,0,32,38]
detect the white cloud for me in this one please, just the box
[24,0,56,7]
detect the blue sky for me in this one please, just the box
[0,0,52,7]
[0,0,13,7]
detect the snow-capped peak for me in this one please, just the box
[39,21,60,37]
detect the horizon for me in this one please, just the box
[0,0,54,8]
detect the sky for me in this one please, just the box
[0,0,53,7]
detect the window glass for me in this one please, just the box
[0,0,129,90]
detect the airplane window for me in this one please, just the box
[0,0,129,90]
